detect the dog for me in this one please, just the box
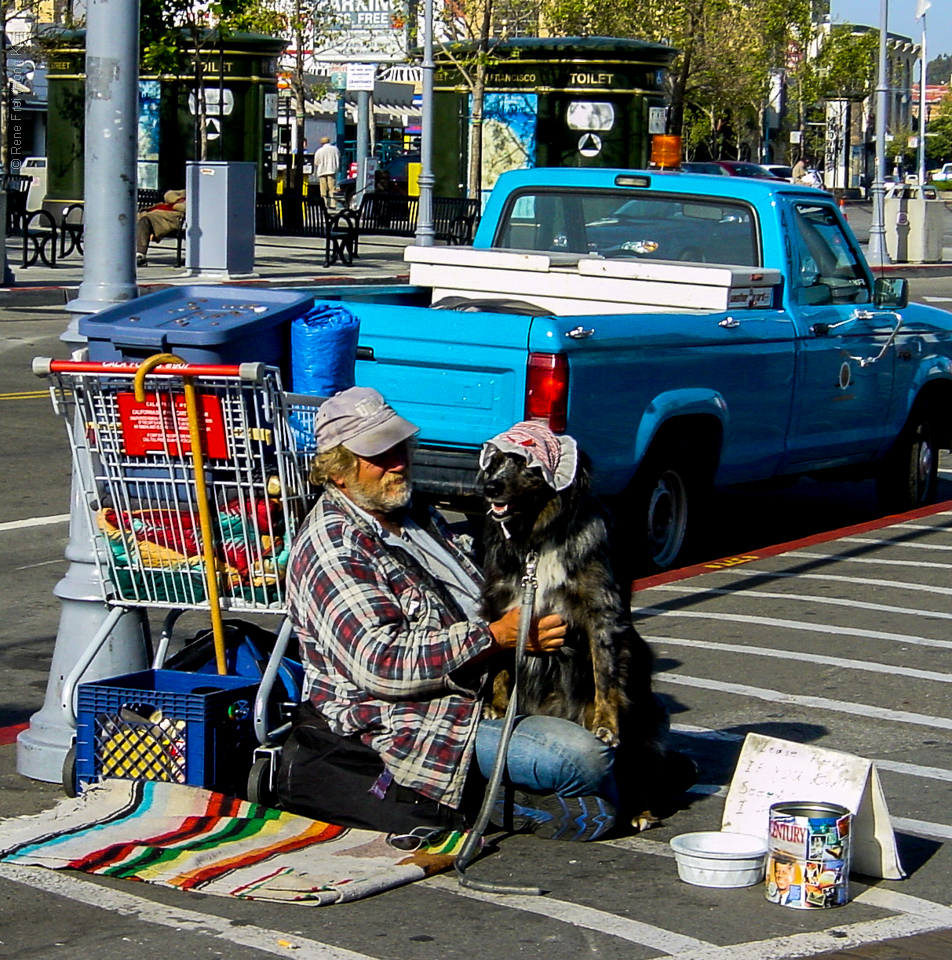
[477,421,692,830]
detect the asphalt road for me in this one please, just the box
[5,283,952,959]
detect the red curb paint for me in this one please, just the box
[0,723,28,746]
[634,498,952,593]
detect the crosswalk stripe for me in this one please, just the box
[647,582,952,622]
[636,606,952,652]
[648,635,952,684]
[0,863,377,960]
[424,874,713,953]
[658,672,952,730]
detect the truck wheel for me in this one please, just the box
[628,442,702,573]
[876,402,939,513]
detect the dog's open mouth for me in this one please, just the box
[486,500,515,522]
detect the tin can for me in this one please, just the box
[766,801,851,908]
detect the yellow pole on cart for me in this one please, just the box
[133,353,229,676]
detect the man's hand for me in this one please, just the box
[489,606,566,653]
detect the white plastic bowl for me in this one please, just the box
[670,831,768,888]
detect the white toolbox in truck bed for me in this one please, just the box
[404,245,781,315]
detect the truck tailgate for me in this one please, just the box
[328,301,534,448]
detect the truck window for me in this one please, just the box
[494,189,760,265]
[791,203,870,305]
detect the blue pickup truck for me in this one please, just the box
[314,167,952,571]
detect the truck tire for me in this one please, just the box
[876,401,939,513]
[627,440,707,573]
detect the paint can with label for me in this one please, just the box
[766,801,851,908]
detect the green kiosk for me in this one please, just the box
[432,36,678,199]
[44,30,286,214]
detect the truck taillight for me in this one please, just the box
[526,353,568,433]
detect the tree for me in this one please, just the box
[544,0,813,159]
[435,0,547,197]
[927,53,952,86]
[925,90,952,165]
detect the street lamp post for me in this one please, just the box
[867,0,891,264]
[414,0,434,246]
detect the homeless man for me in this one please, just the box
[279,386,620,841]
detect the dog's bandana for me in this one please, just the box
[480,420,578,492]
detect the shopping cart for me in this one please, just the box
[35,357,321,800]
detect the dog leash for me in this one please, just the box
[453,550,543,896]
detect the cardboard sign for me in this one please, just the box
[117,392,228,459]
[721,733,905,880]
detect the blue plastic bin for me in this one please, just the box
[75,669,259,795]
[79,285,313,369]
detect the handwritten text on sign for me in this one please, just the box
[116,392,228,459]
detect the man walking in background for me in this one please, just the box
[314,137,341,210]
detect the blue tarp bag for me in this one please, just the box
[290,302,360,396]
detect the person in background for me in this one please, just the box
[136,189,185,267]
[314,136,341,210]
[792,156,808,183]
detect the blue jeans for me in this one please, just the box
[473,715,619,807]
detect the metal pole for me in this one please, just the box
[918,17,927,185]
[19,0,149,783]
[867,0,891,265]
[414,0,434,246]
[356,89,370,205]
[66,0,140,314]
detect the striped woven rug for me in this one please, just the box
[0,779,466,904]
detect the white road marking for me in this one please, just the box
[708,566,952,598]
[658,672,952,730]
[667,911,952,960]
[672,722,952,783]
[424,874,713,953]
[923,296,952,302]
[891,816,952,840]
[649,635,952,683]
[0,514,69,533]
[636,606,952,652]
[844,536,952,551]
[794,550,952,569]
[0,863,377,960]
[647,582,952,622]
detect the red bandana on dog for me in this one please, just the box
[480,420,578,491]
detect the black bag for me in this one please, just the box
[276,701,471,834]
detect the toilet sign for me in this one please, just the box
[721,733,904,880]
[578,133,602,157]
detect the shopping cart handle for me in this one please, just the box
[33,358,268,381]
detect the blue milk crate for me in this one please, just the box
[75,669,260,795]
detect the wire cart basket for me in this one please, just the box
[35,357,321,798]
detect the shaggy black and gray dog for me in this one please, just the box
[477,421,693,829]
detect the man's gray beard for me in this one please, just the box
[347,474,412,515]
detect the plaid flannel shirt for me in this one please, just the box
[286,485,494,808]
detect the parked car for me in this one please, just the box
[930,163,952,183]
[338,152,421,208]
[709,160,787,180]
[680,161,731,176]
[761,164,794,181]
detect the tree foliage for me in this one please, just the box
[927,53,952,86]
[543,0,813,159]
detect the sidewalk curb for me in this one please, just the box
[0,273,411,308]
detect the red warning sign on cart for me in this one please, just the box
[116,392,229,459]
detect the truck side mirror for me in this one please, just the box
[873,277,909,310]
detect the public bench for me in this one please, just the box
[353,194,480,253]
[4,173,32,235]
[257,192,358,267]
[137,189,185,267]
[22,210,58,267]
